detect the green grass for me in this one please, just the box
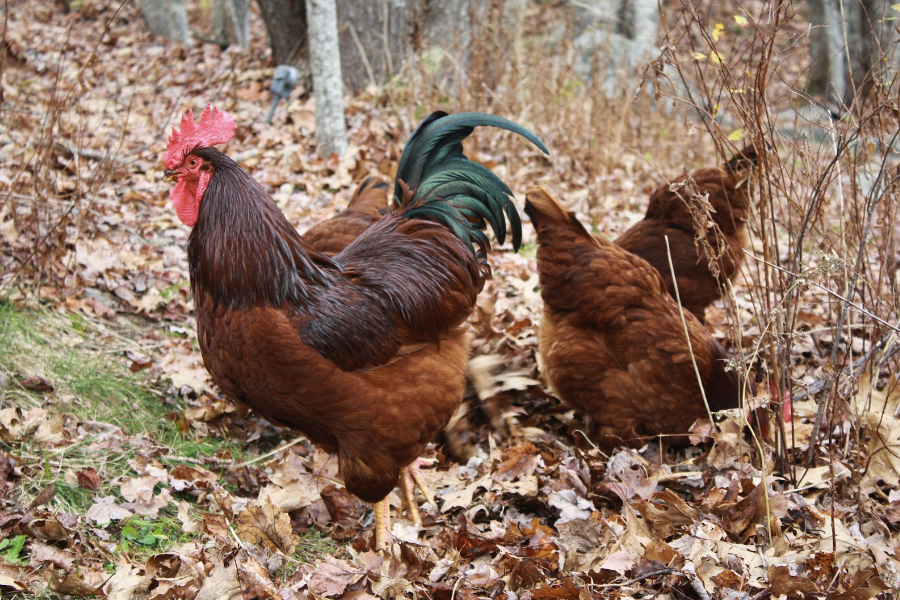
[0,300,346,596]
[0,301,237,547]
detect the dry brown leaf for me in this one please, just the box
[0,407,48,441]
[176,500,201,534]
[170,464,217,494]
[120,474,171,516]
[85,495,134,525]
[309,556,366,597]
[104,558,149,600]
[855,374,900,492]
[29,541,76,571]
[146,550,205,600]
[637,489,701,538]
[49,568,107,597]
[547,489,595,523]
[234,549,280,599]
[76,467,100,490]
[235,496,299,558]
[194,553,242,600]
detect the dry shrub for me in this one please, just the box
[657,1,900,482]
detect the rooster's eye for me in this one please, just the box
[187,157,198,167]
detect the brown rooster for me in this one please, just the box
[302,176,389,255]
[525,186,743,447]
[163,105,547,548]
[615,146,757,321]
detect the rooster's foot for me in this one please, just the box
[401,458,436,527]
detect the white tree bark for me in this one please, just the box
[306,0,348,157]
[808,0,899,107]
[211,0,250,49]
[808,0,846,106]
[139,0,191,44]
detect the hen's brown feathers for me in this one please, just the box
[302,176,390,256]
[525,186,741,447]
[615,145,756,321]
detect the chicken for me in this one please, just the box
[614,146,757,321]
[163,105,547,548]
[524,186,742,447]
[301,176,389,255]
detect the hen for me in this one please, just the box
[301,176,390,255]
[615,146,757,321]
[525,186,743,447]
[163,105,547,548]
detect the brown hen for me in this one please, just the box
[615,146,757,321]
[525,186,743,447]
[302,176,389,255]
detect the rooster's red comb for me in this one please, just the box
[163,104,236,169]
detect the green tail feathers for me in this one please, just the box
[393,112,549,254]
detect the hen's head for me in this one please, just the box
[163,104,235,226]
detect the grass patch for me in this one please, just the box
[0,301,242,541]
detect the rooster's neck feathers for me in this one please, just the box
[187,148,337,309]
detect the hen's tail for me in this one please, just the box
[524,186,595,242]
[393,112,548,256]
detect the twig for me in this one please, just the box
[790,335,899,403]
[591,567,677,589]
[347,22,377,90]
[742,250,900,333]
[229,436,307,470]
[664,236,715,427]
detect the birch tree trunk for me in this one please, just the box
[808,0,846,107]
[808,0,898,108]
[139,0,191,44]
[306,0,348,157]
[211,0,250,49]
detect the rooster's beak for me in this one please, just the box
[163,169,178,183]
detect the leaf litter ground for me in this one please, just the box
[1,1,899,599]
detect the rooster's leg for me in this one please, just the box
[400,458,436,527]
[373,499,391,551]
[401,468,422,526]
[408,459,436,505]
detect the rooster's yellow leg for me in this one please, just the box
[401,467,423,527]
[373,499,391,551]
[408,459,436,505]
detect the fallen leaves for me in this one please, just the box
[0,2,898,600]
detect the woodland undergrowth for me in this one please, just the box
[0,1,898,598]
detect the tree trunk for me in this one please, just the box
[334,0,423,93]
[615,0,660,59]
[257,0,311,84]
[255,0,483,95]
[307,0,348,157]
[211,0,250,49]
[139,0,191,44]
[844,0,898,102]
[808,0,898,109]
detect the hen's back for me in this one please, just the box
[302,176,390,256]
[615,145,757,321]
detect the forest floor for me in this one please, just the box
[1,1,899,599]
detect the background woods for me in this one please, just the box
[2,0,900,598]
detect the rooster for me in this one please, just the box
[525,186,743,447]
[163,105,547,548]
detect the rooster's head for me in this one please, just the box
[163,104,235,226]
